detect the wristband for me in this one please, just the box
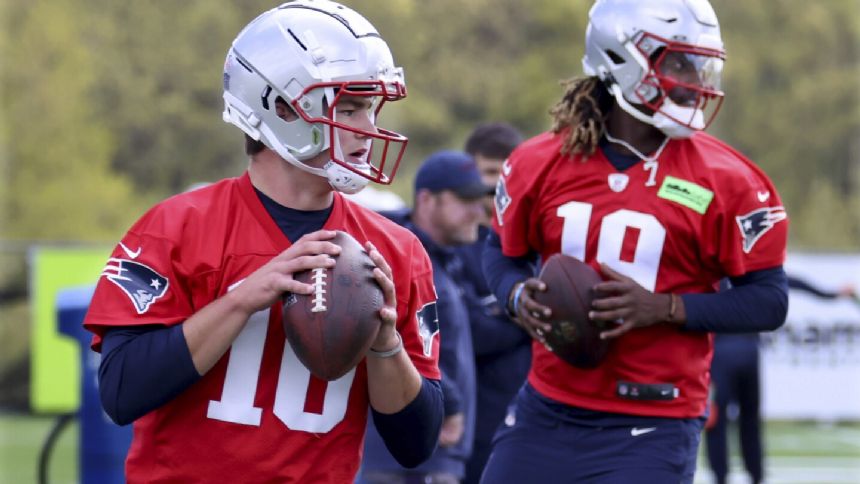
[667,293,678,322]
[369,331,403,358]
[510,283,526,317]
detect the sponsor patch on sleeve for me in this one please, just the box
[657,176,714,215]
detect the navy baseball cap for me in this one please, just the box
[414,150,494,199]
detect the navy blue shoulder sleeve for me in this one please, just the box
[682,266,788,333]
[482,229,538,312]
[371,377,444,468]
[98,324,200,425]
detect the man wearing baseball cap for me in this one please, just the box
[360,150,490,483]
[415,150,497,198]
[412,150,495,246]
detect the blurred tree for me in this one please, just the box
[0,0,144,241]
[0,0,856,249]
[714,0,859,249]
[85,0,251,195]
[358,0,590,196]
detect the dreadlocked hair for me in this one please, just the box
[550,77,612,158]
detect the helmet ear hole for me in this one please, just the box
[274,97,299,122]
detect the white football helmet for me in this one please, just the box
[222,0,407,193]
[582,0,725,138]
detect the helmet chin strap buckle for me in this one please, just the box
[324,160,370,195]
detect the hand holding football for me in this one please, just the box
[282,231,384,381]
[533,254,611,368]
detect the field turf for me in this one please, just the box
[1,414,857,483]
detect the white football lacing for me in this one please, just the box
[310,268,328,313]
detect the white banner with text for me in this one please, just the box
[760,253,860,420]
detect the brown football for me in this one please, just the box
[282,231,383,381]
[533,254,611,369]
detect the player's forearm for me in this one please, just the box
[182,290,254,374]
[482,229,537,314]
[99,325,200,425]
[371,378,444,468]
[365,347,423,413]
[682,266,788,332]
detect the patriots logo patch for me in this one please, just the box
[416,301,439,357]
[494,177,511,226]
[101,258,169,314]
[736,206,787,253]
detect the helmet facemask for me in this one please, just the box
[630,33,725,137]
[292,80,407,190]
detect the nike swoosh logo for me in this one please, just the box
[631,427,657,437]
[119,242,141,259]
[757,191,770,202]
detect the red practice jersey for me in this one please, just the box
[85,173,440,483]
[493,131,787,418]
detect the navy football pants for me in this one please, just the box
[480,384,704,484]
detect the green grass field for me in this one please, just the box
[0,414,77,484]
[1,414,858,483]
[693,421,860,483]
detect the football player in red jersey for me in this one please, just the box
[481,0,789,483]
[84,2,443,482]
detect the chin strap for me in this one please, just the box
[607,82,659,125]
[224,94,375,194]
[651,100,703,139]
[257,122,371,194]
[605,77,701,140]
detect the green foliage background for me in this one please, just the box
[1,0,858,249]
